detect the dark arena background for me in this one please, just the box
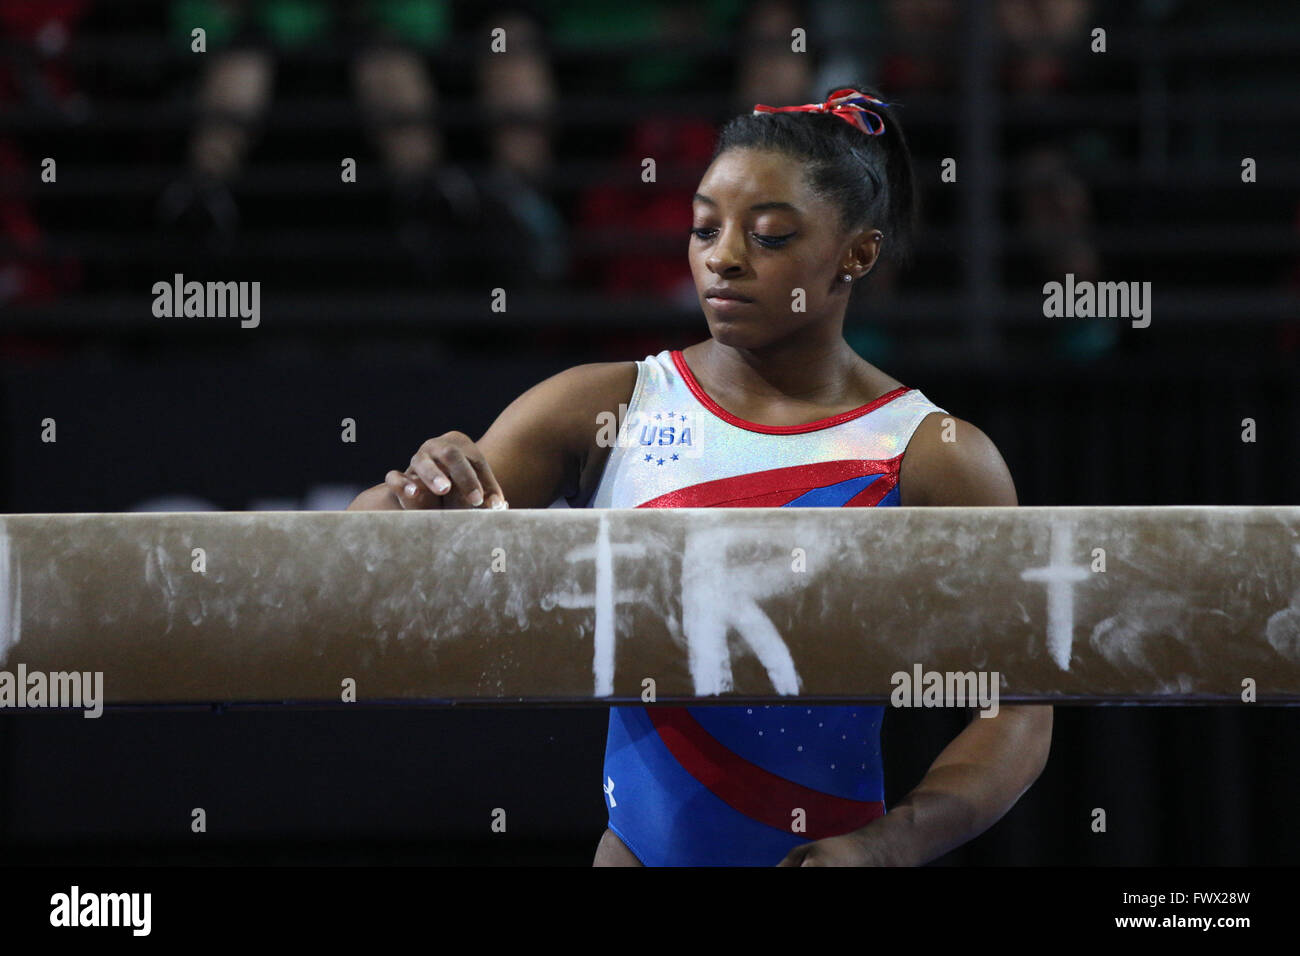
[1,0,1298,895]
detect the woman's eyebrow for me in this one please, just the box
[693,193,800,213]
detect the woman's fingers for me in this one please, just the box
[388,432,509,510]
[385,469,438,509]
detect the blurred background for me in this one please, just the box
[1,0,1297,865]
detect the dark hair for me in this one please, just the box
[711,84,918,273]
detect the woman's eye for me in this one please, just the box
[688,227,793,248]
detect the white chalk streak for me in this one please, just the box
[0,524,18,666]
[592,513,615,696]
[681,524,802,695]
[1020,520,1090,670]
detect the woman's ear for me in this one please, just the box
[853,228,886,276]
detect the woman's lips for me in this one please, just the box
[706,295,756,311]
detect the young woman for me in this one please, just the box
[349,87,1053,866]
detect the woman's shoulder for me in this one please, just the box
[550,360,641,409]
[898,411,1018,507]
[509,360,640,450]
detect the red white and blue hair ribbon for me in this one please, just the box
[752,87,893,136]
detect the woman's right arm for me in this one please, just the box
[346,361,638,511]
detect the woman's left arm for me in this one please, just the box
[779,414,1053,866]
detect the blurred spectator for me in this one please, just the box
[876,0,959,92]
[471,6,567,288]
[733,0,814,115]
[995,0,1107,358]
[161,1,453,251]
[860,0,1107,354]
[159,0,568,287]
[568,0,799,306]
[0,0,89,310]
[546,0,744,96]
[997,0,1090,95]
[572,114,717,305]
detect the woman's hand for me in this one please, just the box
[384,431,509,510]
[776,829,896,867]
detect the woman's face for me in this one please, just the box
[689,147,881,350]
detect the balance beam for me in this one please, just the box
[1,507,1298,706]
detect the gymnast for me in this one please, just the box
[348,86,1053,866]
